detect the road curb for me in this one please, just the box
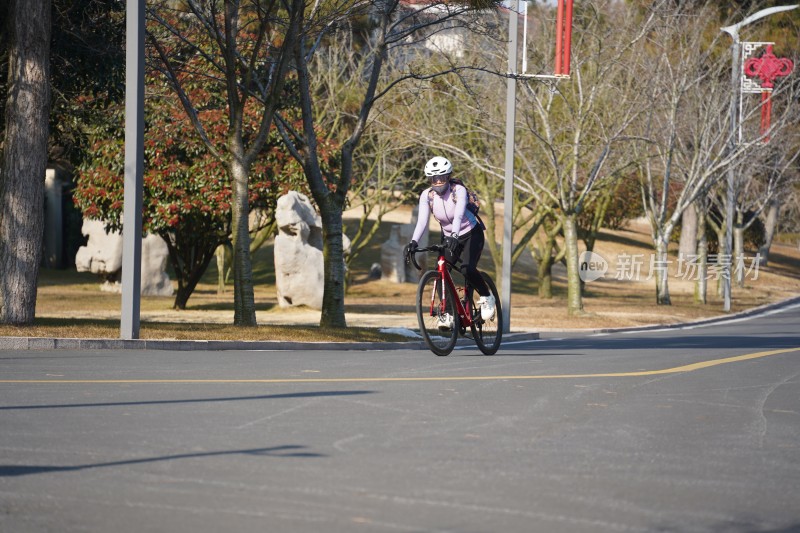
[0,336,421,352]
[524,295,800,336]
[0,331,541,352]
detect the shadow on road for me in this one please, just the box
[0,445,324,477]
[660,518,800,533]
[0,390,375,411]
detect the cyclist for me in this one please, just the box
[403,156,496,325]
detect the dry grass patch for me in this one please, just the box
[0,318,412,343]
[5,219,800,341]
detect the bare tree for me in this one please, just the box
[756,141,800,267]
[276,0,500,327]
[729,61,800,277]
[636,4,722,305]
[0,0,52,325]
[306,35,422,289]
[734,138,800,277]
[516,0,653,315]
[345,132,421,287]
[530,212,564,299]
[403,1,652,310]
[146,0,302,326]
[634,3,766,305]
[638,1,800,304]
[777,185,800,248]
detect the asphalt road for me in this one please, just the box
[1,303,799,533]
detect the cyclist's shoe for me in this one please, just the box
[437,313,454,331]
[479,295,496,321]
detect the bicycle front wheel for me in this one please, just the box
[416,270,460,356]
[470,272,502,355]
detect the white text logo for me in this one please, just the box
[579,251,608,282]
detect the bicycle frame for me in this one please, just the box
[430,253,473,328]
[410,241,502,356]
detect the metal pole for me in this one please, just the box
[121,0,144,339]
[723,40,739,313]
[501,1,519,334]
[521,1,529,75]
[719,5,798,313]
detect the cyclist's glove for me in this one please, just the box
[445,235,462,257]
[403,240,418,265]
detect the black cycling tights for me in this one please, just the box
[444,228,490,297]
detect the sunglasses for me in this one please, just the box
[430,174,450,185]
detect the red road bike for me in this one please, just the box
[410,244,502,356]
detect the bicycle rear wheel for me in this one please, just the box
[470,272,502,355]
[416,270,460,356]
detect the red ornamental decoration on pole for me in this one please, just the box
[554,0,574,76]
[743,44,794,141]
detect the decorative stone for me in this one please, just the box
[75,219,174,296]
[42,169,63,268]
[273,191,350,309]
[380,207,427,283]
[380,226,408,283]
[141,233,174,296]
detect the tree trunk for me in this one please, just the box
[654,236,671,305]
[230,159,257,326]
[173,249,217,311]
[563,214,583,315]
[578,240,590,296]
[0,0,51,325]
[716,227,726,298]
[535,235,557,299]
[733,217,745,288]
[679,202,698,259]
[216,245,227,295]
[758,198,780,266]
[319,202,347,328]
[694,202,708,305]
[161,231,220,310]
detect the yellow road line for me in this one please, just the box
[1,347,798,384]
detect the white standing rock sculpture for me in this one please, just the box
[380,207,427,283]
[75,219,174,296]
[380,226,407,283]
[274,191,350,309]
[140,235,174,296]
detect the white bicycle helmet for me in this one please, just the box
[424,156,453,177]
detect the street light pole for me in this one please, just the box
[719,4,798,313]
[121,0,145,339]
[722,40,739,313]
[501,0,519,334]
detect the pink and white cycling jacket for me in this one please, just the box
[411,183,479,242]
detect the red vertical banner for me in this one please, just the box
[554,0,564,75]
[563,0,573,75]
[554,0,574,76]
